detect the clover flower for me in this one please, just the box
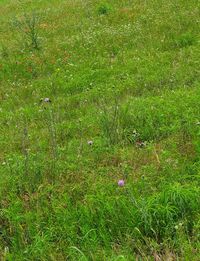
[44,97,51,103]
[87,140,93,145]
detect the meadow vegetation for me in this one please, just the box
[0,0,200,260]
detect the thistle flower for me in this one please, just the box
[118,179,125,187]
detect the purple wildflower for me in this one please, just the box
[118,179,125,187]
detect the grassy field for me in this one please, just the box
[0,0,200,260]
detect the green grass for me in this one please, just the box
[0,0,200,260]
